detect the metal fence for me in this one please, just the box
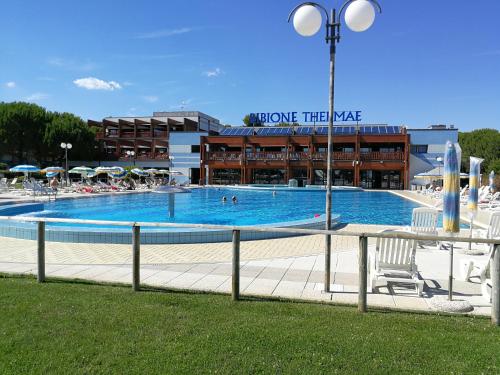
[0,215,498,327]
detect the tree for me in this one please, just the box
[0,102,50,162]
[44,112,98,162]
[0,102,99,164]
[242,114,263,127]
[488,159,500,174]
[458,128,500,173]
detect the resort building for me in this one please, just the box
[200,124,411,189]
[87,111,459,188]
[407,124,459,180]
[87,111,222,183]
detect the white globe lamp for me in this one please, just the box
[67,143,72,149]
[60,142,66,149]
[345,0,375,32]
[293,5,322,37]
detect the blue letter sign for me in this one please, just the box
[248,111,362,124]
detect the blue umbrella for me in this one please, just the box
[490,170,496,193]
[443,142,460,234]
[442,141,460,301]
[467,157,483,216]
[467,157,483,250]
[9,164,40,173]
[108,167,127,179]
[46,171,59,178]
[131,168,149,177]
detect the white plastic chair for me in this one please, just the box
[411,207,439,248]
[369,230,424,296]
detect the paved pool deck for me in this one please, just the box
[0,223,493,317]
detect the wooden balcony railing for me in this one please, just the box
[207,152,242,161]
[246,152,286,161]
[289,152,309,161]
[360,151,404,161]
[204,151,404,163]
[117,152,170,161]
[121,132,135,138]
[136,131,152,138]
[311,152,355,161]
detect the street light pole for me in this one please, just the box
[60,142,72,186]
[288,0,381,292]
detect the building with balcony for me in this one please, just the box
[200,125,410,189]
[407,124,459,182]
[87,111,222,181]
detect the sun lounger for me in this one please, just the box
[369,230,424,296]
[410,207,439,248]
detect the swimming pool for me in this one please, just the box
[25,188,420,226]
[0,188,446,244]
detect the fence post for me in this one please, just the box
[492,244,499,327]
[358,235,368,313]
[37,221,45,283]
[232,229,240,301]
[132,225,140,291]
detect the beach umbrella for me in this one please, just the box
[9,165,40,173]
[131,168,149,177]
[69,166,95,181]
[108,167,127,179]
[168,170,184,176]
[46,171,59,178]
[467,157,484,250]
[69,166,94,174]
[490,170,496,193]
[41,166,65,173]
[145,168,159,175]
[158,169,169,175]
[467,157,483,215]
[95,166,122,175]
[442,141,460,300]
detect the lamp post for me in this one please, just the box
[288,0,381,292]
[126,150,136,166]
[436,156,443,186]
[60,142,72,186]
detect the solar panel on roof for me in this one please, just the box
[295,126,313,135]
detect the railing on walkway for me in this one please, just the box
[360,151,404,161]
[0,215,498,327]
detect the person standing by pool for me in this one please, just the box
[50,177,59,191]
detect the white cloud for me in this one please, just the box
[135,27,193,39]
[203,68,222,78]
[25,92,49,101]
[143,95,159,103]
[5,81,16,88]
[73,77,122,91]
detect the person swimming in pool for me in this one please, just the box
[222,196,227,203]
[231,195,237,203]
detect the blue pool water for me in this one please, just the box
[23,188,427,226]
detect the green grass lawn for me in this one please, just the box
[0,276,498,374]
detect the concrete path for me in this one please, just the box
[0,225,492,317]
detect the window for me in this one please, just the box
[410,145,428,153]
[191,145,201,153]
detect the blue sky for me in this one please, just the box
[1,0,499,131]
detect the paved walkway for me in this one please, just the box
[0,224,492,317]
